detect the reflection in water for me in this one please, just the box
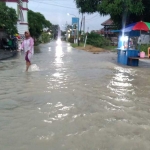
[67,46,72,53]
[107,67,135,102]
[38,102,74,125]
[48,47,51,52]
[54,45,64,67]
[34,46,41,53]
[47,45,67,91]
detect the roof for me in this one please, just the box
[101,18,114,26]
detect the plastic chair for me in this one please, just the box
[148,47,150,58]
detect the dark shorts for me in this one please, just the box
[25,53,30,62]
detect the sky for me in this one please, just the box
[28,0,110,32]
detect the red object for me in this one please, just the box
[132,21,149,31]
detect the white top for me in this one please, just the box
[21,37,34,54]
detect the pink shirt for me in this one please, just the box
[21,37,34,54]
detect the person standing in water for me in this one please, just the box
[21,31,34,72]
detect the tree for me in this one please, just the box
[50,25,60,39]
[28,10,52,38]
[75,0,149,28]
[0,2,18,34]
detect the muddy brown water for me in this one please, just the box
[0,41,150,150]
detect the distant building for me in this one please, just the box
[92,19,116,36]
[101,18,116,37]
[5,0,29,37]
[91,19,118,46]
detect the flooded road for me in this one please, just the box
[0,41,150,150]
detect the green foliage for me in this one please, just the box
[41,32,51,43]
[0,2,18,34]
[71,43,84,48]
[68,36,74,43]
[140,44,150,54]
[87,32,110,47]
[74,0,150,27]
[68,34,85,44]
[28,10,52,38]
[75,0,100,14]
[34,39,41,46]
[79,35,85,43]
[50,25,60,39]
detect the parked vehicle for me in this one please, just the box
[1,37,18,50]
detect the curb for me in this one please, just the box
[0,51,18,61]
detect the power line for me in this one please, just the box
[29,0,77,9]
[85,14,99,21]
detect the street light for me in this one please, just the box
[67,13,79,44]
[67,13,76,17]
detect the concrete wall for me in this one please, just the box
[22,10,28,23]
[17,23,28,35]
[141,34,150,44]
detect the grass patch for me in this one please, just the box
[71,42,117,53]
[102,45,117,51]
[71,43,84,48]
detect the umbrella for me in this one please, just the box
[122,21,150,32]
[122,21,150,50]
[132,21,150,31]
[111,22,150,32]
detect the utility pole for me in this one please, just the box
[78,14,83,46]
[83,16,85,34]
[84,27,89,48]
[83,16,85,42]
[66,22,68,42]
[77,22,79,44]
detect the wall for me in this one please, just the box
[141,34,150,44]
[22,10,28,23]
[17,23,28,35]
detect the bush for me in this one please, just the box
[41,32,51,43]
[79,35,85,43]
[69,35,85,43]
[68,36,74,43]
[87,32,110,47]
[140,44,150,54]
[34,39,42,46]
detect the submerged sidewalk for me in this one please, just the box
[0,49,18,60]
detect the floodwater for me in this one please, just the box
[0,41,150,150]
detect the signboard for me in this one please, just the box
[72,17,79,29]
[72,17,79,36]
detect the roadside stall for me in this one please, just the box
[116,21,150,66]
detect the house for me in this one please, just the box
[92,19,117,37]
[5,0,29,38]
[101,18,116,38]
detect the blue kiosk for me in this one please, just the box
[115,25,141,66]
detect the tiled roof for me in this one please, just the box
[101,18,114,26]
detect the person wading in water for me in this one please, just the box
[21,31,34,72]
